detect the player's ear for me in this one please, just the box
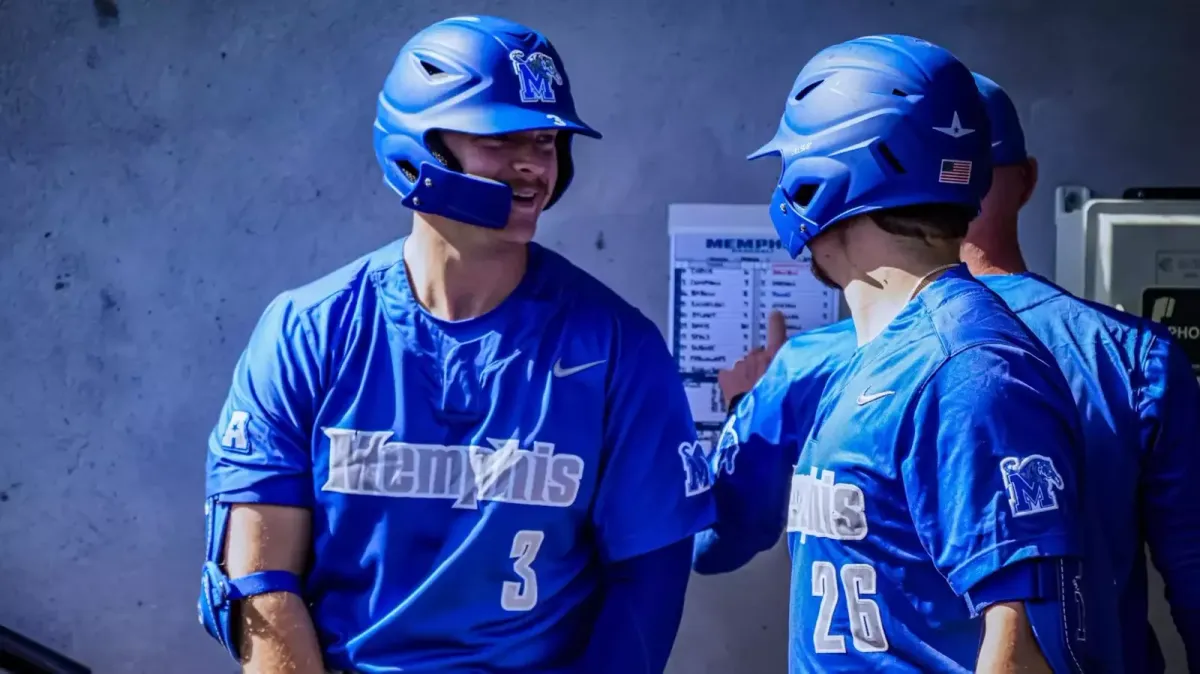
[1018,156,1039,208]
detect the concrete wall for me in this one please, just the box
[2,1,1197,672]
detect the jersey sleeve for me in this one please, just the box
[901,342,1084,596]
[206,293,322,507]
[1138,331,1200,668]
[693,350,803,573]
[592,322,716,564]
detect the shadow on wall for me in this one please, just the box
[0,624,91,674]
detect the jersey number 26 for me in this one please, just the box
[812,561,890,653]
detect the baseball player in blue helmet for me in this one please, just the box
[965,73,1200,674]
[702,68,1200,673]
[200,15,714,673]
[695,36,1095,672]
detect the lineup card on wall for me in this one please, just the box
[667,204,843,449]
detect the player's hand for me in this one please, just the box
[717,310,789,408]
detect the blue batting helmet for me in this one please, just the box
[373,16,601,229]
[749,35,993,258]
[973,73,1028,167]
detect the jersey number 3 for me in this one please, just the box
[812,561,890,653]
[502,530,545,612]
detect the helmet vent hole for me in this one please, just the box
[425,133,462,171]
[417,59,455,83]
[891,88,908,97]
[793,80,824,102]
[790,184,820,208]
[877,142,906,174]
[395,160,418,182]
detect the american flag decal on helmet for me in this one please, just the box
[938,159,972,185]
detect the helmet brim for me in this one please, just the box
[426,103,602,140]
[746,137,780,161]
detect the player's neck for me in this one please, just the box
[843,260,958,347]
[405,215,528,321]
[961,225,1027,276]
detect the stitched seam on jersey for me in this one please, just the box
[286,244,403,320]
[274,255,397,395]
[1058,560,1082,673]
[591,320,652,527]
[1009,287,1064,315]
[917,286,1042,361]
[367,256,411,323]
[283,299,360,406]
[906,339,1013,411]
[254,302,330,439]
[901,340,1049,588]
[916,291,953,358]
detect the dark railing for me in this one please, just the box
[0,626,90,674]
[1122,186,1200,200]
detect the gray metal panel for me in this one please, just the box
[1053,185,1093,297]
[1086,199,1200,311]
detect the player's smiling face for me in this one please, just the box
[440,129,559,243]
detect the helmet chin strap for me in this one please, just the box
[907,263,959,302]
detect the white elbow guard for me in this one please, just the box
[197,497,303,662]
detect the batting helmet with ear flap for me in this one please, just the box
[749,35,993,258]
[373,15,601,229]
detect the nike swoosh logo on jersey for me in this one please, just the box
[856,388,895,405]
[553,358,606,377]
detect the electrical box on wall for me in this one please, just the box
[1054,188,1200,381]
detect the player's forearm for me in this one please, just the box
[225,504,322,673]
[975,602,1052,674]
[238,592,325,674]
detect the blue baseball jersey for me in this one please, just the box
[716,266,1087,672]
[698,320,855,565]
[710,269,1200,672]
[206,238,715,672]
[979,273,1200,674]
